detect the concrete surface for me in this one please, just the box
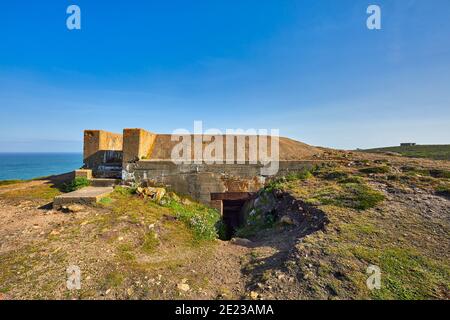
[53,186,113,208]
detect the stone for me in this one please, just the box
[177,283,190,292]
[49,230,60,236]
[280,215,296,225]
[75,169,92,180]
[127,288,134,296]
[63,204,85,213]
[136,187,166,202]
[230,238,253,247]
[249,291,259,300]
[181,198,192,206]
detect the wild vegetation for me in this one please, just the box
[61,177,91,192]
[0,150,448,300]
[361,144,450,161]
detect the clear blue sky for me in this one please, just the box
[1,0,449,152]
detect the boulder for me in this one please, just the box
[136,187,166,202]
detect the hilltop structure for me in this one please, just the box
[77,128,323,213]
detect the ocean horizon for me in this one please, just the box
[0,152,83,181]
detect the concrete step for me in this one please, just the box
[90,178,121,187]
[53,186,113,209]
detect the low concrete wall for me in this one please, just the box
[123,160,322,204]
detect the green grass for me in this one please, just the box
[266,168,314,191]
[141,230,160,253]
[61,177,90,192]
[352,247,450,299]
[310,182,385,210]
[101,187,221,242]
[0,183,61,201]
[163,199,221,241]
[235,209,276,238]
[359,166,390,174]
[0,180,24,186]
[361,145,450,161]
[321,170,350,181]
[401,166,450,179]
[104,271,124,288]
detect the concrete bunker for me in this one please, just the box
[81,127,324,208]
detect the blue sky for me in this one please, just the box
[0,0,449,152]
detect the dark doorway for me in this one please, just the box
[211,192,254,240]
[222,198,247,239]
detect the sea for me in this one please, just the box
[0,153,83,181]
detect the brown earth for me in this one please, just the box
[149,134,323,160]
[0,151,448,300]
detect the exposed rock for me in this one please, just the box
[280,215,296,225]
[177,282,190,292]
[230,237,253,247]
[181,198,192,206]
[167,192,180,202]
[49,230,60,236]
[249,291,259,300]
[136,187,166,202]
[61,204,85,213]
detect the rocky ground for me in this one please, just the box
[0,151,449,300]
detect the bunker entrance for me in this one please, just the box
[211,192,254,240]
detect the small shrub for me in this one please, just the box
[401,166,449,179]
[323,170,349,181]
[339,176,364,184]
[286,168,313,181]
[235,208,276,238]
[164,199,221,241]
[61,177,90,192]
[114,186,136,196]
[215,220,228,240]
[359,166,390,174]
[265,168,313,191]
[428,169,450,179]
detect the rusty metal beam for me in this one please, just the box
[210,192,254,201]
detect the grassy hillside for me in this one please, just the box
[0,153,449,300]
[360,145,450,161]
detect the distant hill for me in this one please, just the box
[360,145,450,161]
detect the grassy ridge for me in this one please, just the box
[360,145,450,161]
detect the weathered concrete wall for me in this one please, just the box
[83,130,123,176]
[84,130,123,159]
[82,127,326,205]
[122,128,157,163]
[123,160,322,204]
